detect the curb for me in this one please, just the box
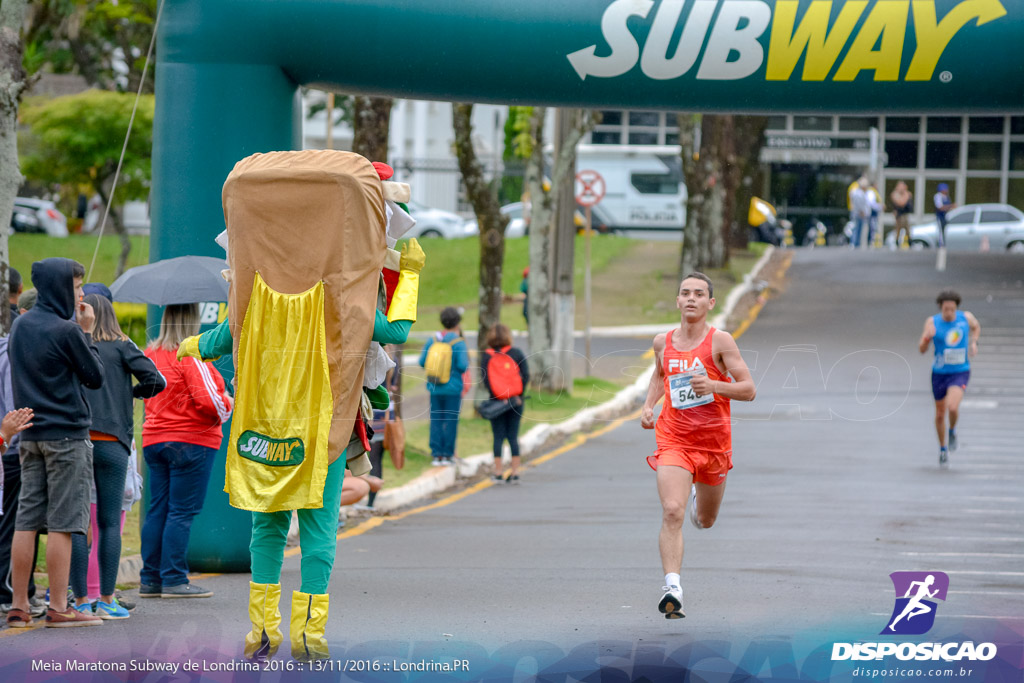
[373,246,776,513]
[117,554,143,585]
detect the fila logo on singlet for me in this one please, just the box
[667,356,705,374]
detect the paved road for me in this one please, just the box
[2,249,1022,680]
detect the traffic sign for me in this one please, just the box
[575,170,605,207]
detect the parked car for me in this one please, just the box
[463,202,526,239]
[884,203,1024,252]
[10,197,68,237]
[404,200,474,239]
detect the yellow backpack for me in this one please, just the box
[424,333,459,385]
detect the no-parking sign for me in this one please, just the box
[575,170,605,207]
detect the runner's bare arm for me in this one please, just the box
[692,330,755,401]
[965,311,981,357]
[918,317,935,354]
[640,334,666,429]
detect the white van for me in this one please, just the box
[575,145,686,234]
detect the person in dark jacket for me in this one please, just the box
[481,324,529,482]
[70,294,165,619]
[6,258,105,628]
[8,268,22,323]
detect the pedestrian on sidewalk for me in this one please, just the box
[918,290,980,467]
[7,258,105,628]
[934,183,956,247]
[640,272,756,619]
[481,324,529,483]
[70,294,165,619]
[419,307,468,467]
[890,181,913,249]
[140,303,233,600]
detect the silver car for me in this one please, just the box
[11,197,68,237]
[892,203,1024,252]
[404,200,473,239]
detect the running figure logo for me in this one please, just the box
[882,571,949,635]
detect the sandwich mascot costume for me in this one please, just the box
[177,151,422,662]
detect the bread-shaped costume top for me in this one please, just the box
[222,150,386,512]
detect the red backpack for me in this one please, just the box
[484,346,523,400]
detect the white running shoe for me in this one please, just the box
[689,484,703,530]
[659,586,685,619]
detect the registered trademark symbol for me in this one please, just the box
[939,71,953,83]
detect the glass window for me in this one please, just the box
[599,111,622,126]
[793,116,832,131]
[765,116,786,130]
[946,209,974,225]
[1012,117,1024,136]
[590,130,621,145]
[969,117,1004,135]
[925,180,956,209]
[631,173,679,195]
[665,132,680,146]
[885,140,919,168]
[886,117,920,133]
[925,141,960,169]
[629,111,660,127]
[1008,178,1024,209]
[965,178,1000,205]
[980,209,1015,223]
[928,117,962,134]
[628,131,659,146]
[967,141,1002,171]
[1010,142,1024,171]
[838,117,879,132]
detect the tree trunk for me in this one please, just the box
[728,116,769,250]
[525,108,600,393]
[452,103,509,366]
[352,96,393,162]
[96,181,131,279]
[0,0,29,335]
[678,113,706,278]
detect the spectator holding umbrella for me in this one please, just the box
[139,304,232,599]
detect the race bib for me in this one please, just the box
[943,348,966,365]
[669,372,714,410]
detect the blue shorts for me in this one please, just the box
[932,371,969,401]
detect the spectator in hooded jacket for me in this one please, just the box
[7,258,105,628]
[69,294,165,619]
[140,303,232,599]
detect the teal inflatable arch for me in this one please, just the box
[153,0,1022,570]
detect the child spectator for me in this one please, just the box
[419,307,469,466]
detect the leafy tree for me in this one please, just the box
[25,0,157,93]
[21,90,154,277]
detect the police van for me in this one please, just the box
[575,145,686,235]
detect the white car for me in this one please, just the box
[10,197,68,237]
[463,202,528,239]
[885,203,1024,252]
[404,200,474,239]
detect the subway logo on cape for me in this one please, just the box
[237,431,305,466]
[567,0,1007,82]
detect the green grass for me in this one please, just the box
[403,376,629,461]
[409,234,636,331]
[9,233,150,290]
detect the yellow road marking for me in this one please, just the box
[731,252,792,341]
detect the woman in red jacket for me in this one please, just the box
[140,304,233,599]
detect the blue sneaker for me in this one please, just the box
[73,602,95,615]
[94,599,130,620]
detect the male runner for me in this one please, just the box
[640,272,756,619]
[918,290,980,467]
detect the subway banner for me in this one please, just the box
[159,0,1023,112]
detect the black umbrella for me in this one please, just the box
[110,256,229,305]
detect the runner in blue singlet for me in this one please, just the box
[918,290,981,467]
